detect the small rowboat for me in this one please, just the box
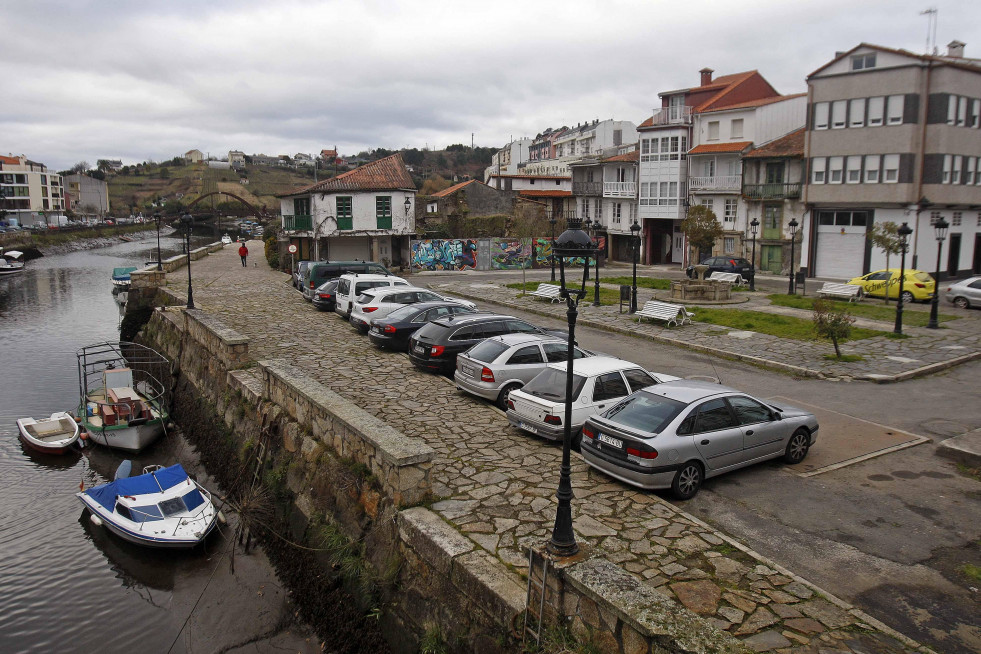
[16,412,81,454]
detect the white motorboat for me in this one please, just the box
[0,249,25,275]
[76,342,171,452]
[16,412,80,454]
[77,461,220,548]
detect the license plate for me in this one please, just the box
[598,433,622,448]
[518,422,538,434]
[412,344,425,354]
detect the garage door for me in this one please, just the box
[814,210,869,279]
[328,236,370,261]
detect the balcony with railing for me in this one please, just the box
[741,183,802,200]
[603,182,637,198]
[282,214,313,231]
[648,106,693,126]
[572,182,602,196]
[688,176,741,192]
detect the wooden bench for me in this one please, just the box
[816,282,863,302]
[528,283,562,303]
[707,271,745,285]
[635,300,694,327]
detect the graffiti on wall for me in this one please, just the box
[491,239,532,270]
[411,239,478,271]
[532,236,605,268]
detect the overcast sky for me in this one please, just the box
[4,0,979,171]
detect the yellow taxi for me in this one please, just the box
[847,269,936,302]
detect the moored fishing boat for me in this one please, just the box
[77,461,220,548]
[0,248,25,276]
[76,342,170,452]
[16,412,80,454]
[111,266,138,295]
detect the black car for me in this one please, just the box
[311,279,340,312]
[686,256,754,282]
[367,302,477,350]
[407,313,568,374]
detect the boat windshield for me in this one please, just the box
[128,504,164,523]
[182,488,206,511]
[158,497,188,518]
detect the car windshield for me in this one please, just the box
[603,391,686,434]
[466,339,510,363]
[386,305,420,321]
[522,368,586,402]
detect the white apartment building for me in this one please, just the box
[485,139,533,181]
[0,154,65,226]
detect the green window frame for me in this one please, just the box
[376,196,392,229]
[337,196,353,230]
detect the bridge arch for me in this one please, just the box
[185,191,269,218]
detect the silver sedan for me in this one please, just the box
[454,334,591,409]
[581,380,818,500]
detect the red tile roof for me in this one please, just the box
[430,179,481,198]
[488,173,571,180]
[641,70,782,128]
[744,129,805,159]
[0,155,21,165]
[281,153,414,196]
[688,141,753,155]
[517,190,573,198]
[697,93,806,114]
[603,151,639,163]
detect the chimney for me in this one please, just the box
[699,67,714,86]
[947,40,966,58]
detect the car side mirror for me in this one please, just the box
[771,411,782,421]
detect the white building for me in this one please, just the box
[0,154,65,226]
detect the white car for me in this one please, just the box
[349,286,476,333]
[334,273,410,319]
[221,234,233,245]
[506,357,680,447]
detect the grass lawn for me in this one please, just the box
[767,294,955,327]
[600,275,672,290]
[694,307,885,341]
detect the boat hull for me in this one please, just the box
[16,413,80,455]
[80,419,165,452]
[92,508,217,548]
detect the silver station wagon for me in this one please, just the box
[454,334,592,409]
[581,380,818,500]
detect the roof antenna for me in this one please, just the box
[920,7,938,55]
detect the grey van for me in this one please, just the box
[300,261,392,300]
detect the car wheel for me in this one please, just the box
[783,428,810,464]
[900,290,915,304]
[953,296,970,309]
[670,461,702,500]
[496,383,520,410]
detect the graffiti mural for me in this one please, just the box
[533,236,605,268]
[491,239,532,270]
[411,239,478,271]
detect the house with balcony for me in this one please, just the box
[637,68,784,265]
[741,128,806,274]
[804,41,981,280]
[0,154,65,226]
[278,153,416,266]
[570,150,638,261]
[228,150,246,168]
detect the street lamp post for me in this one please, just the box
[787,217,799,295]
[547,216,597,558]
[927,217,949,329]
[549,214,558,282]
[893,222,913,334]
[153,213,162,271]
[749,217,759,292]
[629,219,641,313]
[584,218,601,306]
[181,213,195,309]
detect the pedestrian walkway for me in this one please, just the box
[162,242,933,653]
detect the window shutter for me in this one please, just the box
[926,94,949,124]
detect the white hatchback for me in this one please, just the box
[334,273,410,319]
[506,357,679,447]
[349,286,476,333]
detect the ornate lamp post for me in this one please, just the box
[894,222,913,334]
[787,217,799,295]
[749,217,759,292]
[181,213,195,309]
[549,213,558,282]
[584,218,601,306]
[927,217,949,329]
[547,216,597,557]
[629,219,641,313]
[153,213,163,271]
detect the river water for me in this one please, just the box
[0,233,223,653]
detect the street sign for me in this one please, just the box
[288,244,298,254]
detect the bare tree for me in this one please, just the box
[71,161,91,174]
[867,222,902,303]
[681,205,724,265]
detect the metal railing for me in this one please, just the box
[688,175,741,192]
[741,183,802,200]
[283,214,313,231]
[648,106,693,125]
[572,182,602,196]
[603,182,636,197]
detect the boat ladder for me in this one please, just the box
[521,548,550,648]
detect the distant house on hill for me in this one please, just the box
[294,153,315,167]
[228,150,246,168]
[252,154,278,166]
[184,149,203,163]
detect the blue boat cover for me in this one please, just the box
[84,464,190,512]
[112,266,138,281]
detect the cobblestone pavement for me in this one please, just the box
[424,278,981,382]
[165,243,932,653]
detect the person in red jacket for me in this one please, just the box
[238,242,248,267]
